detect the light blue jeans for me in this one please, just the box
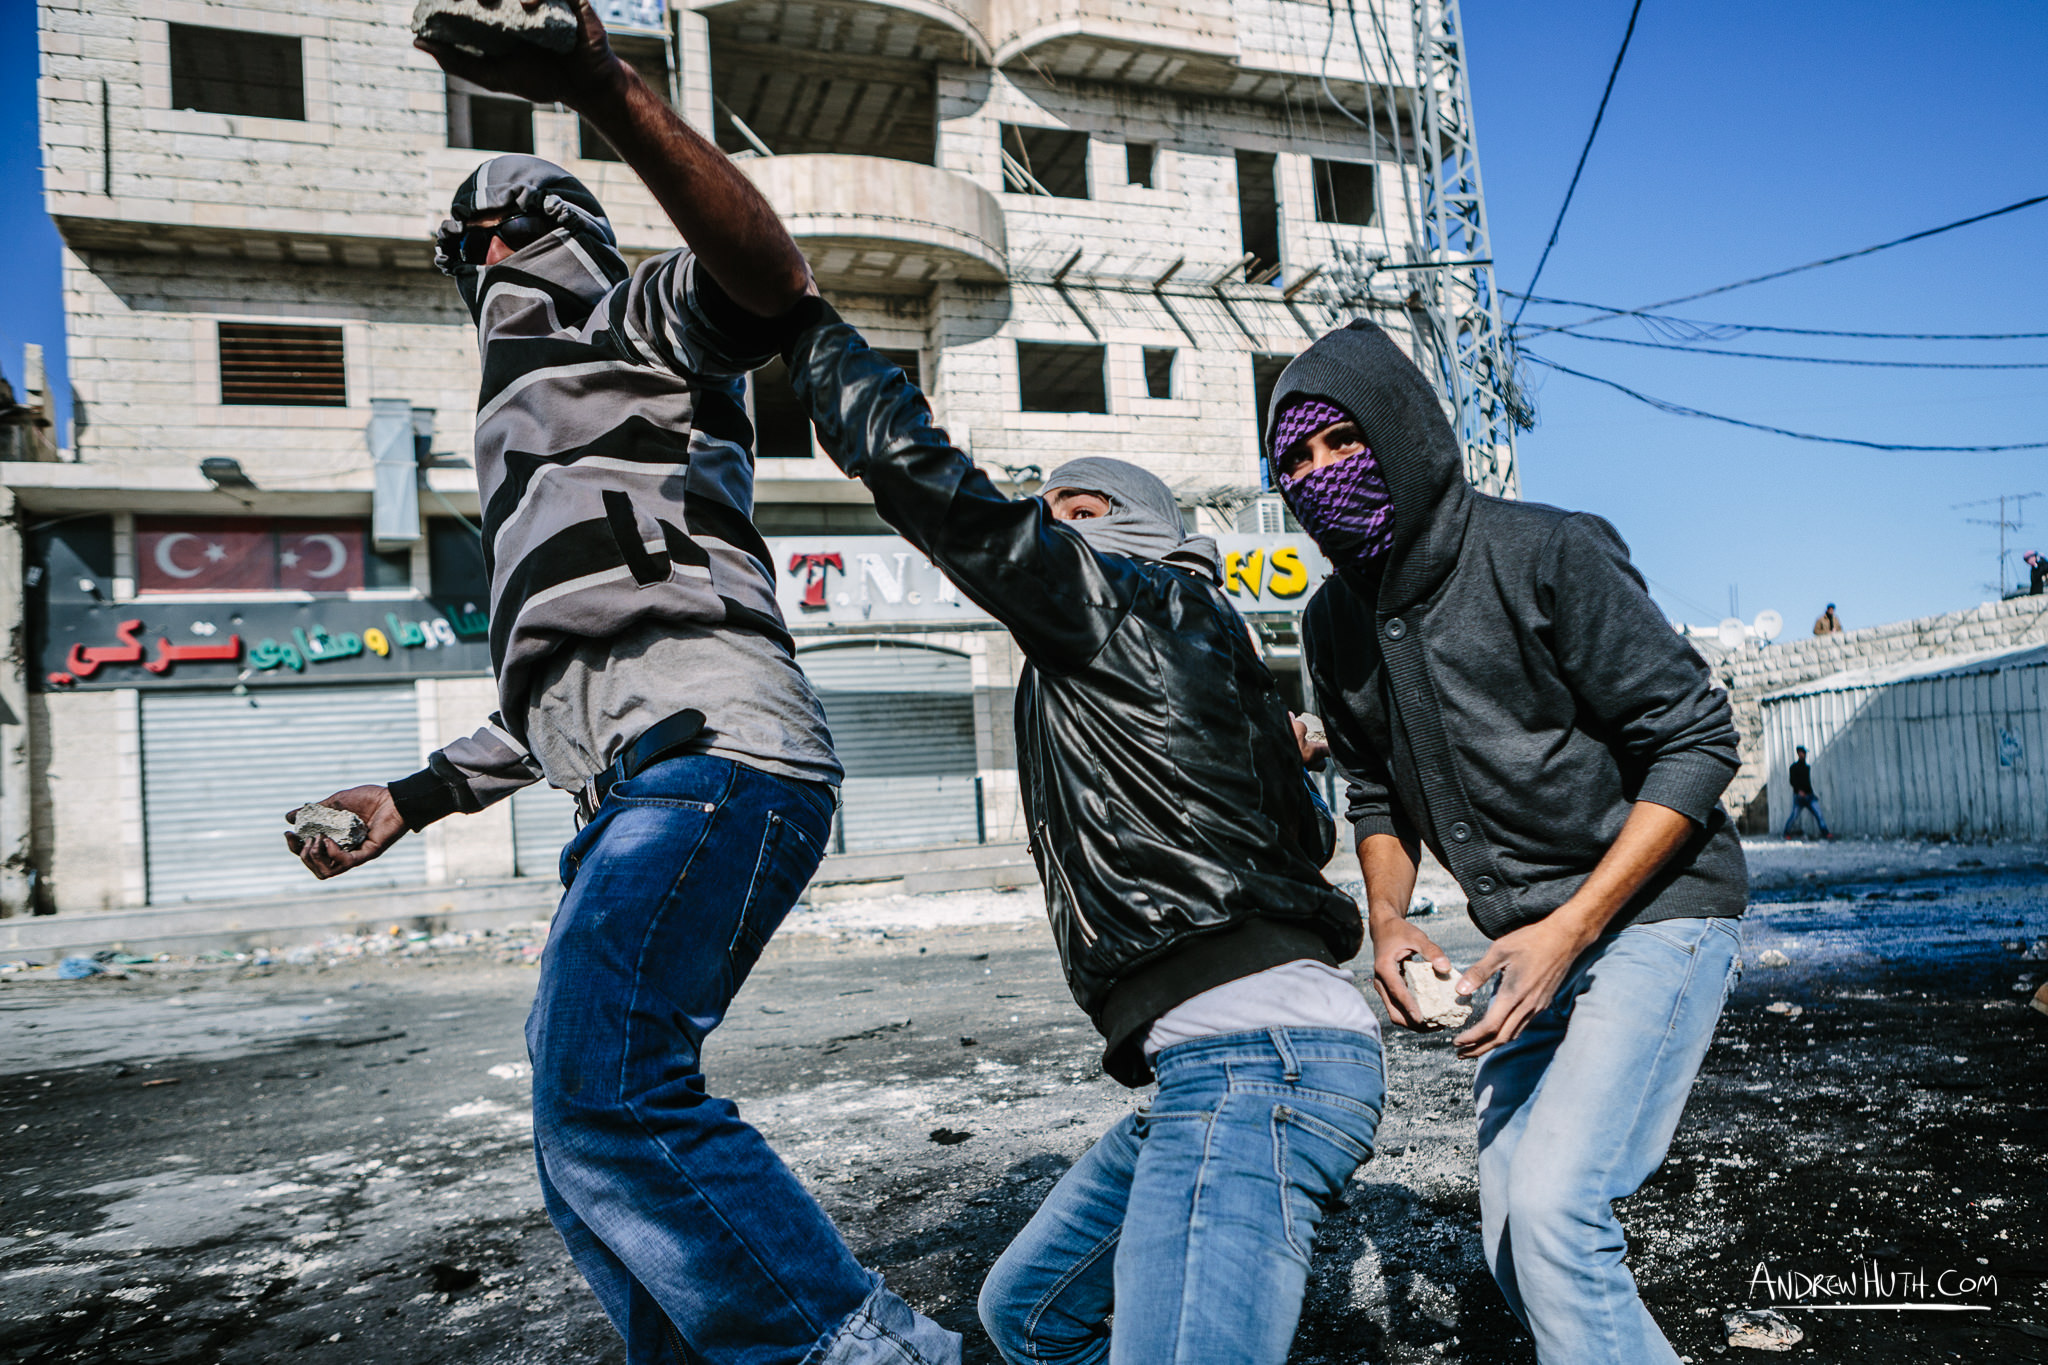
[1474,915,1742,1365]
[978,1027,1383,1365]
[528,756,959,1365]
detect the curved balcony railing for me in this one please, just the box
[740,154,1007,292]
[695,0,993,65]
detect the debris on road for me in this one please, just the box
[1764,1001,1804,1019]
[1757,948,1793,967]
[1724,1308,1803,1351]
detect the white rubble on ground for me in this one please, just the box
[1723,1307,1803,1351]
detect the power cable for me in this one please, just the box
[1521,352,2048,451]
[1518,193,2048,339]
[1542,331,2048,369]
[1510,0,1645,328]
[1504,292,2048,341]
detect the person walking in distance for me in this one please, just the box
[1813,602,1843,635]
[1271,320,1746,1365]
[284,6,956,1362]
[1782,745,1831,840]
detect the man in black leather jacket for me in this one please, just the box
[784,308,1379,1365]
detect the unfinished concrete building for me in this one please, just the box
[7,0,1509,945]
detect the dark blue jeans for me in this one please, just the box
[527,756,959,1365]
[978,1028,1383,1365]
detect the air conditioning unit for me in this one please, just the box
[1236,494,1287,535]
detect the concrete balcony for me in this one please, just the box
[740,154,1007,293]
[696,0,993,64]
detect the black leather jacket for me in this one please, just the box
[787,310,1362,1084]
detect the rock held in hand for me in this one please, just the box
[413,0,580,55]
[1724,1308,1803,1351]
[292,802,367,851]
[1401,957,1472,1029]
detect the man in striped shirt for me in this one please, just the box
[285,4,956,1362]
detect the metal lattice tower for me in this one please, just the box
[1408,0,1525,497]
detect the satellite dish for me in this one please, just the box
[1717,617,1748,651]
[1753,609,1783,643]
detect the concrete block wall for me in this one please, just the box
[1690,594,2048,827]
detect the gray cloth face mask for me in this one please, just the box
[1042,457,1222,581]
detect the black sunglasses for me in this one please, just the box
[453,214,557,266]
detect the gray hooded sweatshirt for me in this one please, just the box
[390,156,837,829]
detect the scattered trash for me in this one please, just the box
[1724,1307,1803,1351]
[140,1077,180,1088]
[928,1128,973,1146]
[57,956,104,980]
[1765,1002,1804,1019]
[1756,949,1792,968]
[959,1037,978,1047]
[1408,895,1437,918]
[1401,957,1473,1029]
[2023,938,2048,962]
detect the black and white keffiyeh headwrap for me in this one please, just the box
[434,155,624,320]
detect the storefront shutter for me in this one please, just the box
[800,642,980,852]
[511,783,578,881]
[140,684,428,904]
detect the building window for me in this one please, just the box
[1252,353,1294,441]
[1236,151,1281,282]
[218,323,346,407]
[1018,342,1108,414]
[168,24,305,121]
[446,75,532,153]
[136,518,408,594]
[1001,125,1090,199]
[1126,143,1156,188]
[428,519,490,600]
[581,38,670,161]
[1143,348,1175,400]
[1312,159,1376,226]
[708,42,936,166]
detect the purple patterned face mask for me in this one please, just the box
[1272,399,1394,568]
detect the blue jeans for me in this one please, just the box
[1474,916,1742,1365]
[979,1028,1383,1365]
[527,756,959,1365]
[1782,792,1829,836]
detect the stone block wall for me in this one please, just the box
[1690,594,2048,828]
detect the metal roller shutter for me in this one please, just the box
[800,642,981,852]
[511,783,578,881]
[141,685,428,904]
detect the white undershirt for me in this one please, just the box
[1143,958,1381,1058]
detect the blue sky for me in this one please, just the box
[2,0,2043,628]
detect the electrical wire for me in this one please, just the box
[1504,292,2048,341]
[1521,352,2048,451]
[1518,193,2048,339]
[1542,331,2048,370]
[1510,0,1645,328]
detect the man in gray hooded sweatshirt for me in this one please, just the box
[779,312,1380,1365]
[1271,319,1745,1365]
[285,5,955,1363]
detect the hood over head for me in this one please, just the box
[435,155,625,321]
[1042,457,1222,581]
[1262,319,1473,607]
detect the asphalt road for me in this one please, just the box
[1,856,2044,1364]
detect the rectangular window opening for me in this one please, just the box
[1252,353,1295,460]
[1018,342,1108,414]
[1312,158,1376,226]
[446,75,533,153]
[749,356,814,460]
[708,42,937,165]
[169,24,305,121]
[1126,142,1156,188]
[581,38,670,161]
[1143,348,1175,400]
[218,323,346,407]
[1002,125,1090,199]
[1235,150,1281,281]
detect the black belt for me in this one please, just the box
[576,708,707,824]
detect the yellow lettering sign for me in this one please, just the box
[1225,548,1266,597]
[1267,546,1308,598]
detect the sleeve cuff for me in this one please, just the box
[1349,813,1402,844]
[1635,751,1739,826]
[389,767,461,832]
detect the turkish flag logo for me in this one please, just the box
[137,518,273,593]
[278,520,365,592]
